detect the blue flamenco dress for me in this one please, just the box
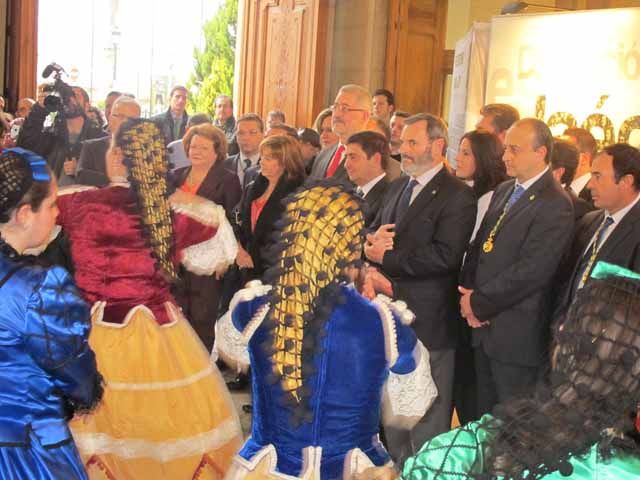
[217,281,438,479]
[0,243,101,479]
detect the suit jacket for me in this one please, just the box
[224,154,260,190]
[309,144,349,183]
[556,200,640,315]
[237,173,304,280]
[150,109,189,145]
[567,187,594,221]
[76,136,111,187]
[362,175,390,227]
[371,168,477,350]
[172,161,242,216]
[464,170,574,366]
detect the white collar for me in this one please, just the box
[606,192,640,225]
[360,173,386,197]
[413,161,444,186]
[516,166,549,191]
[570,172,591,194]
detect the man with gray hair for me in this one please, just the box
[310,84,371,181]
[365,113,477,461]
[76,96,141,187]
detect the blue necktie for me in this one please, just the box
[505,184,525,211]
[395,179,419,223]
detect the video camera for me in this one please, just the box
[41,63,76,114]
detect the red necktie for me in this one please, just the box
[325,144,345,178]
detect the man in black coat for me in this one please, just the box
[150,85,189,145]
[550,138,594,221]
[344,131,391,226]
[223,113,264,189]
[555,143,640,317]
[365,113,476,462]
[76,97,141,187]
[459,118,574,417]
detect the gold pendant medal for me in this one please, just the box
[482,240,494,253]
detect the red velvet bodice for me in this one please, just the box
[57,186,215,324]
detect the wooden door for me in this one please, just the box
[385,0,448,116]
[236,0,329,127]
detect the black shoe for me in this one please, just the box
[242,404,253,414]
[226,373,249,391]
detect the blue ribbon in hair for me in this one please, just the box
[4,147,50,182]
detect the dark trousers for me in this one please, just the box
[385,348,455,465]
[474,347,538,417]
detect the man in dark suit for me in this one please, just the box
[556,143,640,316]
[365,113,477,461]
[76,97,141,187]
[459,119,574,417]
[224,113,264,189]
[310,84,371,182]
[344,131,390,226]
[550,138,593,221]
[150,85,189,145]
[565,127,597,205]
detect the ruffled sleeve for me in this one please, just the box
[401,415,493,479]
[23,266,102,412]
[213,281,271,370]
[373,295,438,430]
[171,194,238,276]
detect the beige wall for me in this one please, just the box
[327,0,388,104]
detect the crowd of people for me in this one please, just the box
[0,78,638,480]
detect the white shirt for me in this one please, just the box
[516,166,549,191]
[237,152,260,183]
[360,173,386,197]
[587,192,640,254]
[571,173,591,196]
[409,162,444,204]
[471,191,494,242]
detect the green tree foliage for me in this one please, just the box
[187,0,238,116]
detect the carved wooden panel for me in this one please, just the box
[237,0,329,128]
[385,0,448,116]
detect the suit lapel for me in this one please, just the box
[395,169,447,235]
[498,170,552,231]
[597,201,640,260]
[319,145,339,177]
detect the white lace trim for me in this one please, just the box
[72,417,240,462]
[58,185,97,196]
[107,364,214,391]
[382,341,438,429]
[375,294,415,325]
[180,214,238,275]
[371,296,399,366]
[170,195,224,227]
[227,444,323,480]
[213,282,273,370]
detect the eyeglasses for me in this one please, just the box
[330,103,367,114]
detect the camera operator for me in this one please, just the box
[18,79,106,186]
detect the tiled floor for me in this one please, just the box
[222,368,253,436]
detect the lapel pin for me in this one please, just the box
[432,190,437,195]
[529,194,535,201]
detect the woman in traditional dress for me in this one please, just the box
[0,148,102,479]
[55,119,242,479]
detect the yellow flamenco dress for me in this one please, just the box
[56,184,242,479]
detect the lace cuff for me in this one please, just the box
[171,194,224,226]
[382,341,438,430]
[181,215,238,275]
[214,309,250,371]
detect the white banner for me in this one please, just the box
[485,8,640,148]
[447,22,490,165]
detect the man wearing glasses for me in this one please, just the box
[310,84,371,181]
